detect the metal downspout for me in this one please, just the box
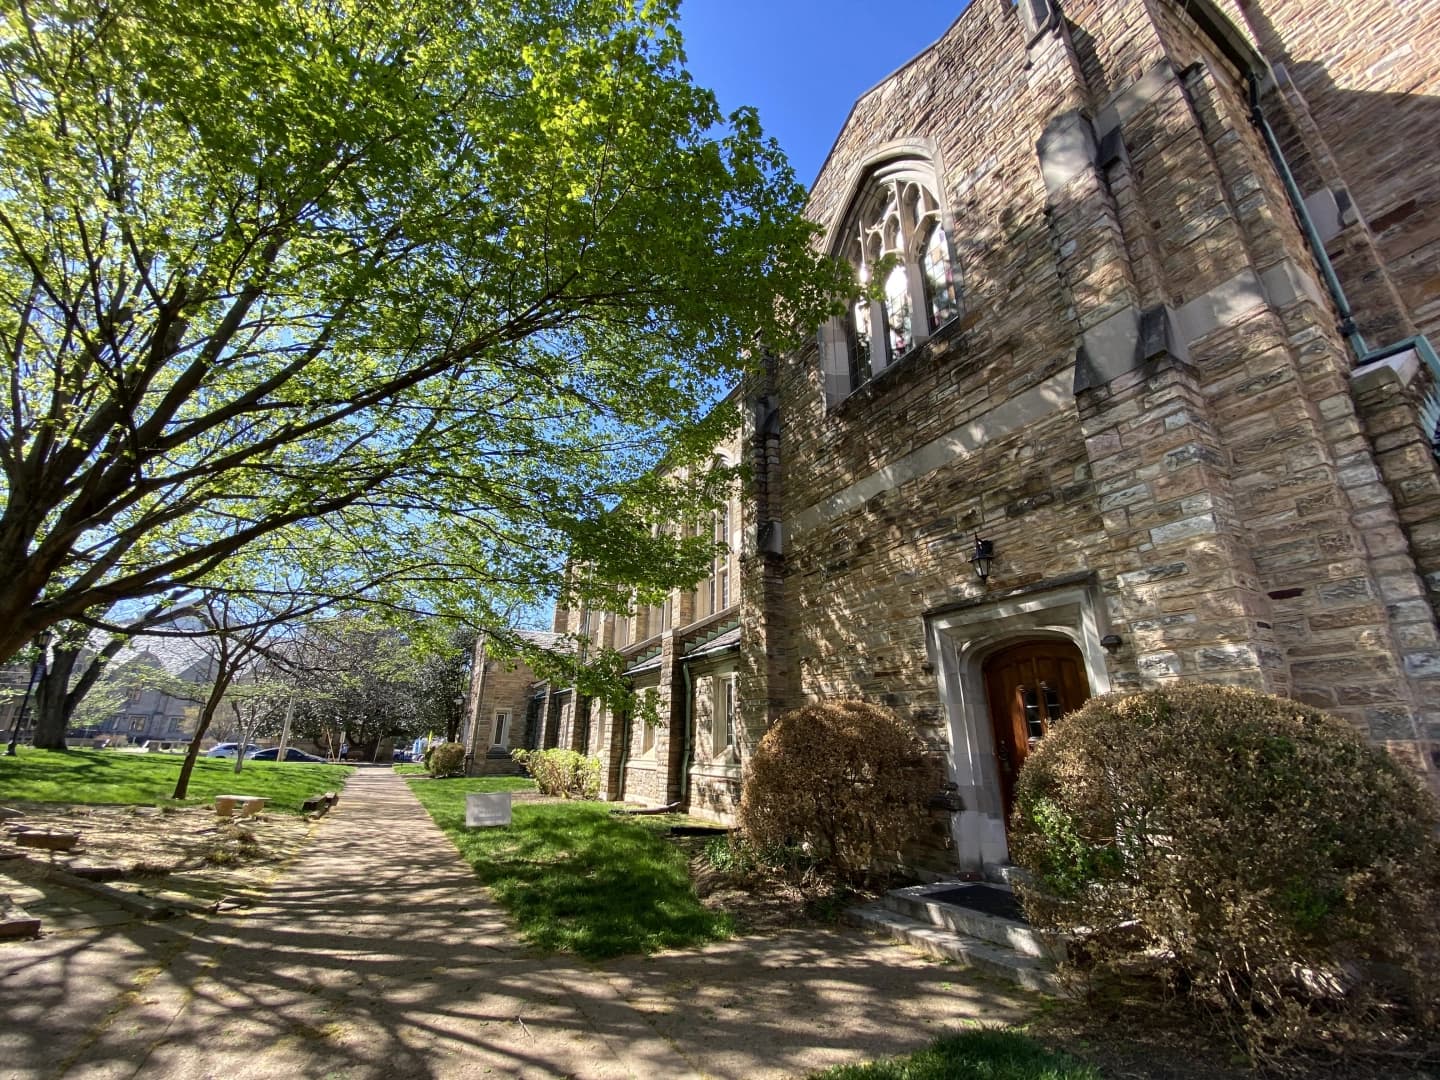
[1246,71,1440,419]
[679,661,694,809]
[1246,72,1370,361]
[616,692,632,800]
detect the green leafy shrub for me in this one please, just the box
[428,742,466,778]
[511,747,600,799]
[701,834,763,878]
[738,700,934,883]
[1011,683,1440,1055]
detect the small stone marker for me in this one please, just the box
[15,831,80,852]
[0,896,40,939]
[465,792,512,828]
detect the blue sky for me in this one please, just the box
[676,0,973,188]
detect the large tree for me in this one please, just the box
[0,0,842,662]
[286,617,426,761]
[28,593,200,749]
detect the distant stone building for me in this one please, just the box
[465,0,1440,876]
[96,640,212,746]
[461,421,747,822]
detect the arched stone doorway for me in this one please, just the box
[924,577,1112,872]
[982,638,1090,823]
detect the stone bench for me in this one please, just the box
[215,795,268,819]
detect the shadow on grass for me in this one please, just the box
[408,778,731,959]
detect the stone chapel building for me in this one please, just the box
[464,0,1440,878]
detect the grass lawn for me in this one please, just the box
[807,1029,1101,1080]
[0,746,353,813]
[392,763,430,776]
[409,777,732,959]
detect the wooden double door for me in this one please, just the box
[982,639,1090,822]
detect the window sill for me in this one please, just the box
[830,314,969,414]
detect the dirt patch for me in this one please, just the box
[689,854,825,933]
[1029,991,1440,1080]
[680,838,884,935]
[1,801,315,908]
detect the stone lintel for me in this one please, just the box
[791,369,1072,537]
[1074,304,1189,393]
[1302,185,1358,244]
[1351,347,1422,395]
[1258,258,1329,313]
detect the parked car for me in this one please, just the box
[204,742,260,758]
[392,749,414,763]
[246,746,326,763]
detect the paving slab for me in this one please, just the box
[2,770,1032,1079]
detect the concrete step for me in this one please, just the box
[984,863,1032,889]
[883,883,1066,962]
[844,903,1065,995]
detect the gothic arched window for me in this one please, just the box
[825,160,959,401]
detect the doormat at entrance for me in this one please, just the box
[924,884,1027,924]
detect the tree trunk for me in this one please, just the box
[173,673,233,800]
[30,602,199,750]
[31,648,79,750]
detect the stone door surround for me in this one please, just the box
[924,574,1113,870]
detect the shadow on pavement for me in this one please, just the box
[1,771,1031,1080]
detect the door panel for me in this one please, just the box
[983,639,1090,823]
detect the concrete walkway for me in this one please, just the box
[1,770,1032,1079]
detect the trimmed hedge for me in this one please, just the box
[428,742,466,777]
[511,748,600,799]
[1012,683,1440,1054]
[738,700,934,883]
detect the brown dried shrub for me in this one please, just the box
[738,700,934,883]
[1011,683,1440,1057]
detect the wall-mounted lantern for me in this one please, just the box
[969,538,995,582]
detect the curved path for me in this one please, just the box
[2,769,1030,1079]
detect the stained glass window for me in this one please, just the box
[923,223,958,328]
[834,164,959,397]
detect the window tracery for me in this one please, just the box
[827,161,959,401]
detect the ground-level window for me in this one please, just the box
[710,673,738,757]
[129,715,146,731]
[492,710,510,749]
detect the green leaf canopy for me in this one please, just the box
[0,0,843,659]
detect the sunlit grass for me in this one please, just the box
[0,746,352,813]
[409,777,732,959]
[807,1029,1101,1080]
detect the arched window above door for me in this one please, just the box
[823,158,959,403]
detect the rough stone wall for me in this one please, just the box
[620,675,667,804]
[753,0,1439,877]
[1236,0,1440,344]
[686,665,743,824]
[465,641,535,776]
[593,422,746,813]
